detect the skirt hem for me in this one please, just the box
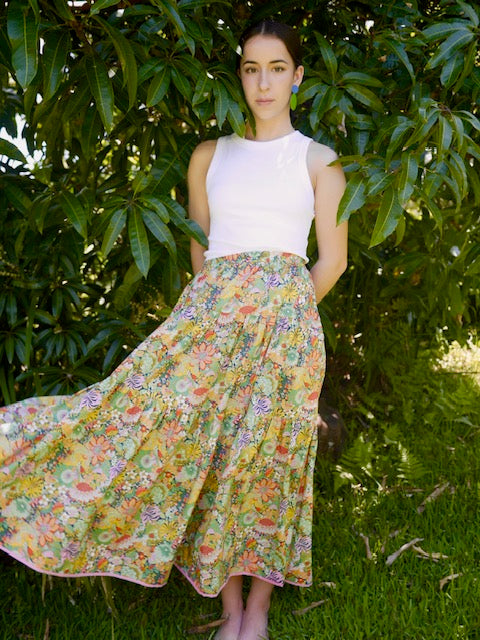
[0,545,311,597]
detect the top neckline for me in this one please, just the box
[232,130,300,147]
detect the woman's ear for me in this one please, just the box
[294,65,305,87]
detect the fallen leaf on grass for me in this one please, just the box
[386,537,423,566]
[381,529,402,553]
[187,616,228,634]
[439,572,464,590]
[359,533,372,560]
[43,619,50,640]
[413,545,448,562]
[292,600,326,615]
[318,581,337,589]
[417,482,450,514]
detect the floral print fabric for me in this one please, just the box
[0,251,325,597]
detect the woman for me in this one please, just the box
[0,20,347,640]
[189,22,347,639]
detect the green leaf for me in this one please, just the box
[89,0,122,15]
[7,0,39,89]
[152,0,186,35]
[146,63,170,107]
[440,51,463,88]
[141,208,177,259]
[369,186,403,247]
[138,196,170,222]
[314,32,337,82]
[192,72,213,106]
[213,80,230,128]
[101,208,127,256]
[93,16,137,110]
[160,196,207,247]
[367,171,394,197]
[337,174,366,223]
[397,154,418,205]
[52,0,74,21]
[425,29,474,71]
[0,138,27,164]
[382,38,414,80]
[4,183,32,213]
[60,191,88,239]
[42,29,70,100]
[437,115,453,159]
[85,54,114,132]
[344,84,383,112]
[422,21,471,42]
[457,1,479,27]
[227,100,246,138]
[402,110,439,151]
[341,71,383,88]
[128,207,150,278]
[171,66,193,101]
[80,106,102,158]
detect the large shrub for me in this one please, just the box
[0,0,479,403]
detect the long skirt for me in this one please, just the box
[0,251,325,597]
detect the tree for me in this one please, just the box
[0,0,479,404]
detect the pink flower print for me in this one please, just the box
[87,435,112,464]
[61,542,80,560]
[109,459,127,479]
[192,342,216,370]
[125,373,145,390]
[295,536,312,552]
[253,396,271,416]
[79,389,102,409]
[36,514,62,546]
[267,570,284,585]
[141,505,162,524]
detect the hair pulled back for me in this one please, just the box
[237,20,303,69]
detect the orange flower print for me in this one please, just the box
[122,498,140,522]
[238,265,260,286]
[306,349,322,377]
[163,421,183,447]
[238,549,260,572]
[36,514,62,546]
[255,478,278,503]
[192,342,216,370]
[87,435,112,464]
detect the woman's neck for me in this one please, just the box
[245,120,295,142]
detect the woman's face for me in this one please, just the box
[239,34,304,123]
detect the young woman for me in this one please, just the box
[0,20,347,640]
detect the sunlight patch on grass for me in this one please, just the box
[434,335,480,389]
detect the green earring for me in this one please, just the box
[290,85,299,111]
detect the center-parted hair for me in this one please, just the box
[237,20,304,69]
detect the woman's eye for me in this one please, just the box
[273,66,286,72]
[245,67,257,74]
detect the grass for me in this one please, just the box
[1,334,479,639]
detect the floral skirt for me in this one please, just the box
[0,251,325,597]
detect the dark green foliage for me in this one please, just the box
[0,0,479,401]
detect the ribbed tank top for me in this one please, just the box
[204,130,315,262]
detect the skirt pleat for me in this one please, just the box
[0,251,325,596]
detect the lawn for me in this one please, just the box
[1,336,479,639]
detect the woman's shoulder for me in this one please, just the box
[190,139,218,164]
[306,139,339,168]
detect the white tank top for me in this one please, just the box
[204,130,315,262]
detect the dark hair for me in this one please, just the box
[237,20,303,69]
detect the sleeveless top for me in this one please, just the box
[204,130,315,263]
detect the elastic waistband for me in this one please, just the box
[204,250,308,267]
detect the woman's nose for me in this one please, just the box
[258,70,269,90]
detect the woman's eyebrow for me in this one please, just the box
[242,58,289,65]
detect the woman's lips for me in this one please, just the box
[256,99,274,105]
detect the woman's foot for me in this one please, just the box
[214,611,244,640]
[238,608,269,640]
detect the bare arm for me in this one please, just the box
[187,140,216,274]
[307,143,348,304]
